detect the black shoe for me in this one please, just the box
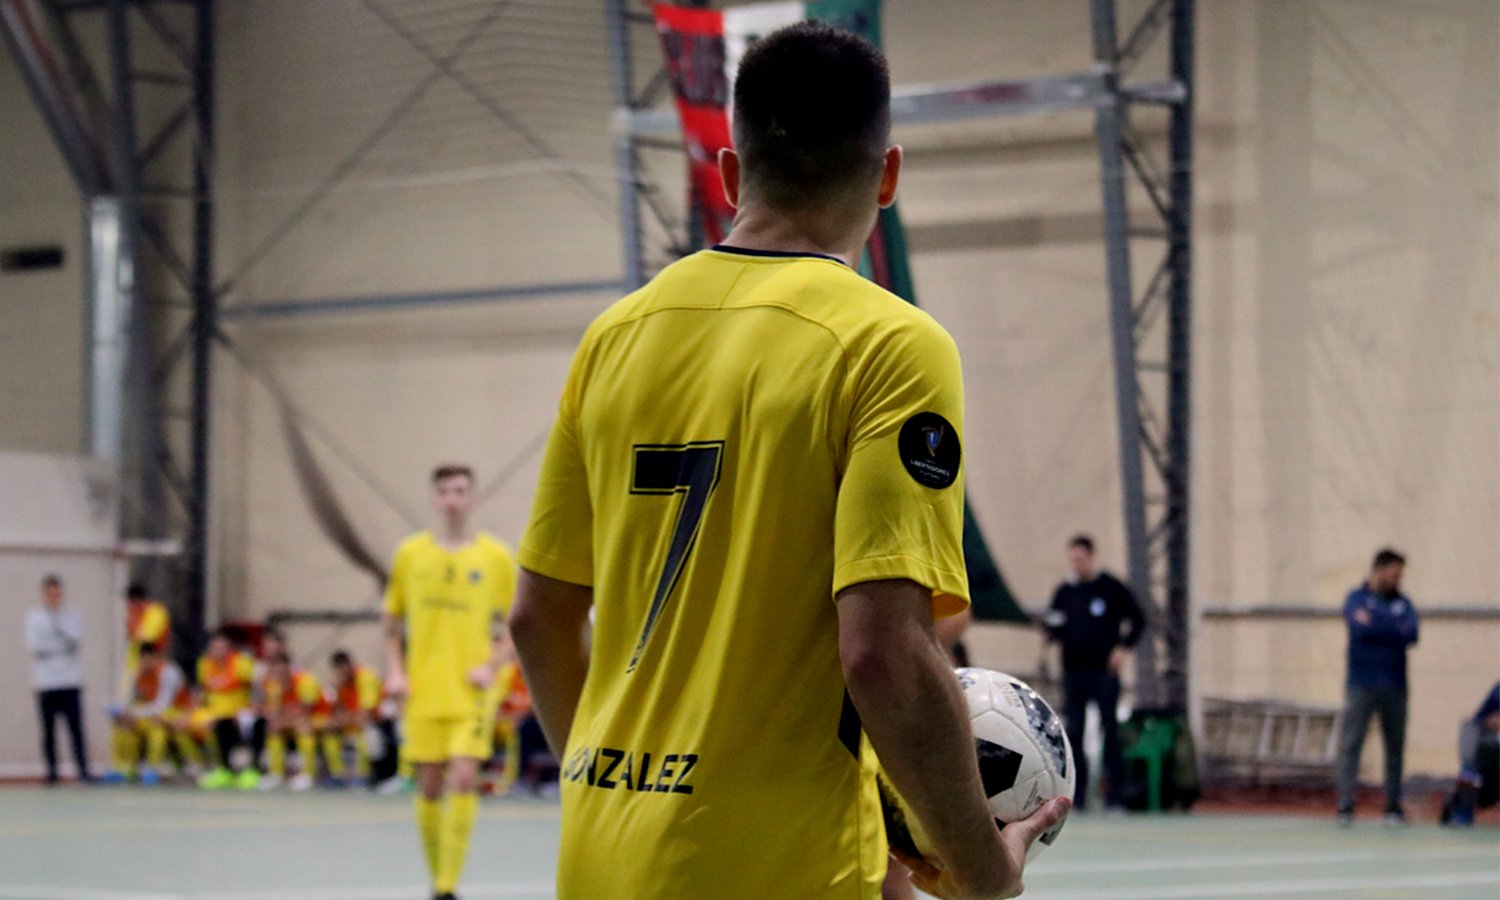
[432,893,457,900]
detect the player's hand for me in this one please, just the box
[467,661,496,690]
[1107,647,1128,674]
[384,671,408,698]
[896,797,1071,900]
[1353,608,1372,626]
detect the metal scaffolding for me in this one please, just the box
[2,0,216,655]
[607,0,1196,709]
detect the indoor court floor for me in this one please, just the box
[0,786,1496,899]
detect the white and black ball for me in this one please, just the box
[881,668,1074,862]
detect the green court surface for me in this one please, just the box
[0,786,1496,899]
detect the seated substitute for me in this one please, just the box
[107,642,184,784]
[325,649,383,785]
[1442,681,1500,827]
[196,629,258,790]
[253,651,328,790]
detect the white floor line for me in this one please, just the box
[0,888,179,900]
[1033,844,1500,875]
[1028,871,1500,900]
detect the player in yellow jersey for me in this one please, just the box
[252,652,327,791]
[510,22,1066,900]
[195,629,258,790]
[383,465,517,900]
[324,649,382,785]
[120,583,170,695]
[106,643,183,784]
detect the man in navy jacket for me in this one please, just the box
[1336,548,1419,826]
[1044,534,1145,811]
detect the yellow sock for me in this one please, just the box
[352,732,370,780]
[322,734,346,778]
[414,795,443,880]
[501,721,521,790]
[144,723,168,768]
[267,734,287,779]
[435,792,479,893]
[111,726,138,774]
[174,732,203,769]
[297,734,318,777]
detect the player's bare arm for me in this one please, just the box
[838,578,1067,900]
[509,568,592,754]
[467,617,515,690]
[381,611,407,698]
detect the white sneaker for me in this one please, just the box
[257,774,283,791]
[375,775,408,796]
[288,774,314,792]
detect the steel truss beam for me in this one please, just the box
[1091,0,1193,710]
[24,0,219,652]
[606,1,1195,711]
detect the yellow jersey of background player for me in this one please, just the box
[511,21,1066,900]
[383,464,515,900]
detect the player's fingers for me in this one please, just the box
[1005,796,1071,849]
[890,849,945,895]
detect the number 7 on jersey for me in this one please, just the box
[627,441,725,673]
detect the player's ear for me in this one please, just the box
[877,145,902,209]
[718,147,741,209]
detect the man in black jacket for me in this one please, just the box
[1044,534,1145,811]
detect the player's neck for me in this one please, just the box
[435,522,473,549]
[720,206,867,266]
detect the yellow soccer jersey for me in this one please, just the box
[335,665,382,713]
[518,247,969,900]
[262,669,323,714]
[196,652,254,720]
[384,532,516,720]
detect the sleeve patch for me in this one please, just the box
[898,412,961,489]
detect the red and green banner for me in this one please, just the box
[654,2,1026,623]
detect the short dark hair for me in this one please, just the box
[126,582,147,599]
[42,574,62,589]
[140,641,163,656]
[1372,548,1406,569]
[431,464,474,485]
[330,650,352,668]
[732,21,890,211]
[1068,534,1095,554]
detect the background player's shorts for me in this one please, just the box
[403,709,496,763]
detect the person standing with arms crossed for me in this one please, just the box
[383,465,516,900]
[1336,547,1419,826]
[509,23,1065,900]
[26,574,92,784]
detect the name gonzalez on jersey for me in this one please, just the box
[562,745,698,795]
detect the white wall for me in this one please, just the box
[0,45,85,455]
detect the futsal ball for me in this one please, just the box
[881,667,1074,862]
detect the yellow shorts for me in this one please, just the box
[403,709,496,764]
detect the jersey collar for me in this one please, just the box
[710,244,849,267]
